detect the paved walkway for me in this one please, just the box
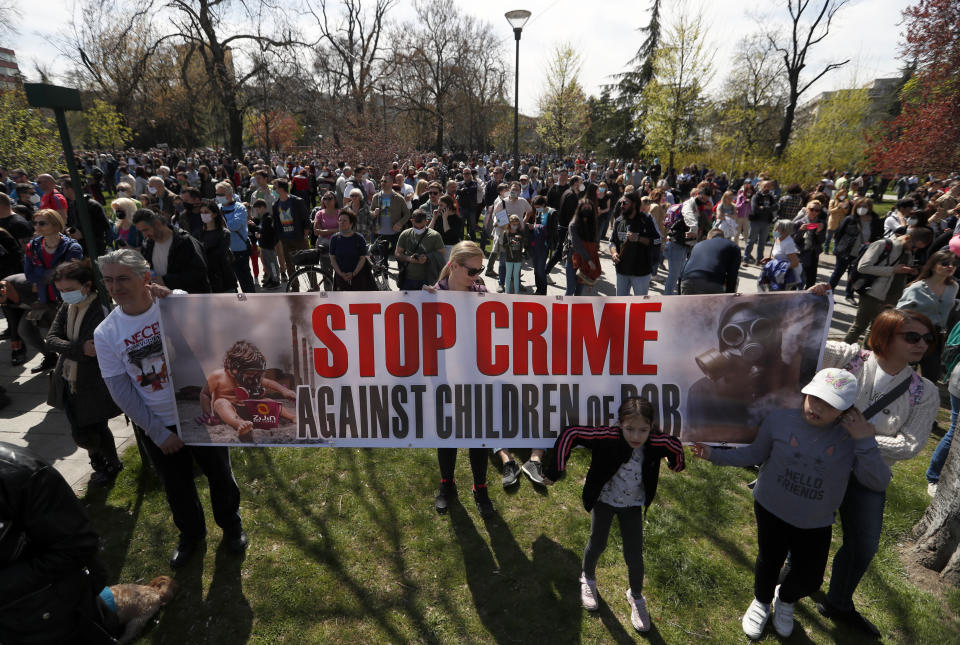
[0,239,858,491]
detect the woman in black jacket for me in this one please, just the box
[829,203,883,301]
[198,199,238,293]
[45,259,123,485]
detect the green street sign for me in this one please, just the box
[23,83,83,111]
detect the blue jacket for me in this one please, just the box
[24,234,84,303]
[221,200,250,252]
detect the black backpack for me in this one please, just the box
[849,239,896,295]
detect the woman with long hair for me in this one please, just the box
[424,241,494,517]
[568,198,601,295]
[896,248,959,379]
[198,199,238,293]
[45,259,123,485]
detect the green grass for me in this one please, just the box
[84,423,959,644]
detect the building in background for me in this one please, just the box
[0,48,22,90]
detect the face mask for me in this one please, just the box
[857,207,869,216]
[201,212,214,223]
[216,196,228,205]
[510,224,519,231]
[578,184,585,193]
[537,207,546,214]
[117,190,128,198]
[148,186,158,195]
[116,211,127,220]
[60,289,86,305]
[907,217,918,226]
[29,193,41,204]
[509,191,519,199]
[598,188,606,195]
[412,225,427,235]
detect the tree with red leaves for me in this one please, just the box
[869,0,960,175]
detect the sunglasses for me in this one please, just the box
[899,331,934,345]
[461,263,484,277]
[939,261,957,268]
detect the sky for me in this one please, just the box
[4,0,910,115]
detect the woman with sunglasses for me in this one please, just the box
[423,241,494,517]
[808,287,939,638]
[895,248,958,379]
[22,209,83,372]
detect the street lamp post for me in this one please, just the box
[505,9,531,179]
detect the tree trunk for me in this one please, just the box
[775,91,799,158]
[911,433,960,585]
[435,112,444,153]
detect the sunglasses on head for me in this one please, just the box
[899,331,934,345]
[461,263,484,277]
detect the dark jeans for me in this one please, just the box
[232,250,257,293]
[140,425,242,542]
[374,233,401,269]
[582,502,645,594]
[829,254,856,295]
[800,249,820,289]
[754,502,831,604]
[844,293,886,344]
[680,277,724,295]
[545,226,568,274]
[825,476,887,611]
[462,206,479,241]
[530,242,549,295]
[400,278,427,291]
[437,448,488,487]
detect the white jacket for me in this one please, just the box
[822,341,938,466]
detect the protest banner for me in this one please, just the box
[158,291,832,447]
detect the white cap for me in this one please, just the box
[801,368,859,410]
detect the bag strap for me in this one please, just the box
[861,376,912,420]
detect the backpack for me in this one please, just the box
[664,204,687,243]
[848,239,894,295]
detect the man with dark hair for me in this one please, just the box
[177,186,204,238]
[61,178,113,257]
[0,191,32,246]
[133,209,211,293]
[271,178,312,289]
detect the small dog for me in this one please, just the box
[110,575,177,644]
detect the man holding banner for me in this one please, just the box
[93,248,248,568]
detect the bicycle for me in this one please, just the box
[368,237,394,291]
[286,244,333,293]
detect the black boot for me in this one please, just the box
[434,480,457,514]
[473,485,494,518]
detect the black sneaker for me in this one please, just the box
[521,460,545,485]
[31,354,57,374]
[816,602,881,639]
[473,487,495,518]
[434,482,457,514]
[224,530,249,554]
[170,538,202,568]
[501,460,521,487]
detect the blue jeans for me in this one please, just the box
[825,476,887,611]
[663,241,690,296]
[530,242,549,295]
[616,272,651,296]
[745,221,770,261]
[504,261,522,293]
[926,393,959,483]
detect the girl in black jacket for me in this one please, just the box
[544,397,685,634]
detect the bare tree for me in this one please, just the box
[770,0,850,157]
[451,20,507,151]
[164,0,300,157]
[308,0,395,117]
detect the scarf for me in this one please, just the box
[62,292,97,393]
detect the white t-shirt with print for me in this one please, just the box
[94,300,178,426]
[598,447,646,508]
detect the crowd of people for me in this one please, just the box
[1,148,958,642]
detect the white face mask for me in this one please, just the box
[216,196,228,205]
[201,212,214,223]
[412,225,427,235]
[29,193,41,204]
[857,207,869,216]
[117,190,127,197]
[510,224,519,231]
[148,186,158,195]
[907,217,918,226]
[60,288,86,305]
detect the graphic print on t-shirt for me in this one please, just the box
[279,204,294,233]
[124,324,169,391]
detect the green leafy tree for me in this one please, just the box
[536,44,589,157]
[84,98,133,149]
[0,89,65,175]
[776,88,870,185]
[641,11,713,171]
[608,0,661,154]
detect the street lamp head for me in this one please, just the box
[505,9,531,31]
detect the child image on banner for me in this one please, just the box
[683,295,829,444]
[196,340,296,442]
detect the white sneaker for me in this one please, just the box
[928,482,938,497]
[742,598,770,639]
[626,588,651,632]
[579,574,598,611]
[772,586,795,637]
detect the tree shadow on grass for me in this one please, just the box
[242,449,449,644]
[448,502,590,644]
